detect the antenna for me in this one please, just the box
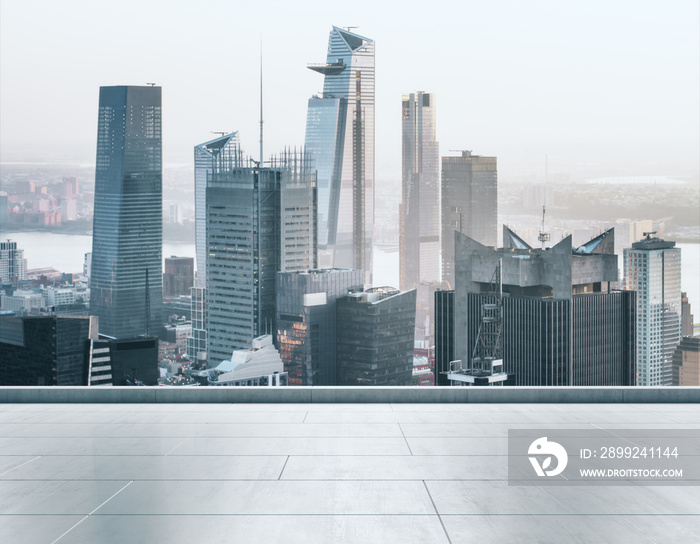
[343,26,359,31]
[210,131,227,136]
[146,82,156,87]
[538,205,550,250]
[259,37,264,167]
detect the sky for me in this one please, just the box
[1,0,698,182]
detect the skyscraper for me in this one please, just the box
[450,228,636,386]
[400,92,440,290]
[336,287,416,386]
[624,234,682,386]
[0,240,27,284]
[441,151,497,287]
[90,85,162,338]
[305,26,374,284]
[163,256,194,298]
[205,144,316,364]
[276,268,363,385]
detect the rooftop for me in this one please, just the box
[0,388,698,543]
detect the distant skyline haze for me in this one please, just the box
[0,0,698,182]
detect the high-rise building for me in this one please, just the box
[0,240,27,284]
[305,26,374,283]
[450,227,636,386]
[186,285,207,360]
[441,151,497,287]
[163,256,194,298]
[624,235,682,386]
[194,132,240,289]
[400,91,440,290]
[672,336,700,386]
[434,289,455,386]
[0,315,97,385]
[205,145,316,364]
[276,268,363,385]
[89,85,162,338]
[336,287,416,386]
[681,292,695,338]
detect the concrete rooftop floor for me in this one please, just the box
[0,402,698,544]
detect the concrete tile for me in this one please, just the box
[95,481,435,515]
[407,437,510,456]
[170,437,411,456]
[0,455,39,475]
[0,515,85,544]
[0,436,185,456]
[281,455,506,480]
[399,422,596,438]
[440,514,685,544]
[60,515,450,544]
[1,455,287,481]
[115,410,307,424]
[0,480,130,514]
[426,480,571,515]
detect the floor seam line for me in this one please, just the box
[398,423,413,455]
[422,480,453,544]
[49,515,89,544]
[278,455,290,480]
[0,455,41,477]
[164,439,188,456]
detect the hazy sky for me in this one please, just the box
[1,0,698,181]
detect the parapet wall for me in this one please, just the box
[0,386,698,403]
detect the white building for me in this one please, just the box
[624,235,681,386]
[0,290,44,311]
[0,240,28,283]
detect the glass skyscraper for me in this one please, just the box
[204,143,316,365]
[625,236,682,386]
[90,85,162,339]
[305,26,374,284]
[400,92,440,290]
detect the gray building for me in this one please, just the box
[451,227,636,386]
[400,91,440,290]
[305,26,374,283]
[624,235,681,386]
[441,151,497,287]
[205,146,316,364]
[276,268,363,385]
[336,287,416,386]
[434,289,455,386]
[90,85,162,338]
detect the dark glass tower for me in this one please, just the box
[90,86,162,339]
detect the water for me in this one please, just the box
[5,231,699,317]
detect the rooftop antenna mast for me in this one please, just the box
[259,37,264,167]
[538,205,550,250]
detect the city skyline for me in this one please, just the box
[1,1,698,183]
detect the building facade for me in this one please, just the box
[336,287,416,386]
[434,290,455,386]
[441,151,497,287]
[450,228,636,386]
[205,146,316,364]
[276,268,363,385]
[0,240,27,284]
[90,85,162,338]
[305,26,374,283]
[163,256,194,298]
[672,336,700,386]
[400,91,440,290]
[624,236,682,386]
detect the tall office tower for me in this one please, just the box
[186,286,207,360]
[624,235,682,386]
[400,91,440,290]
[194,132,240,289]
[163,256,194,298]
[277,268,363,385]
[90,85,162,338]
[205,146,316,364]
[305,26,374,284]
[441,151,497,287]
[336,287,416,386]
[434,290,455,386]
[451,227,636,386]
[0,240,27,284]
